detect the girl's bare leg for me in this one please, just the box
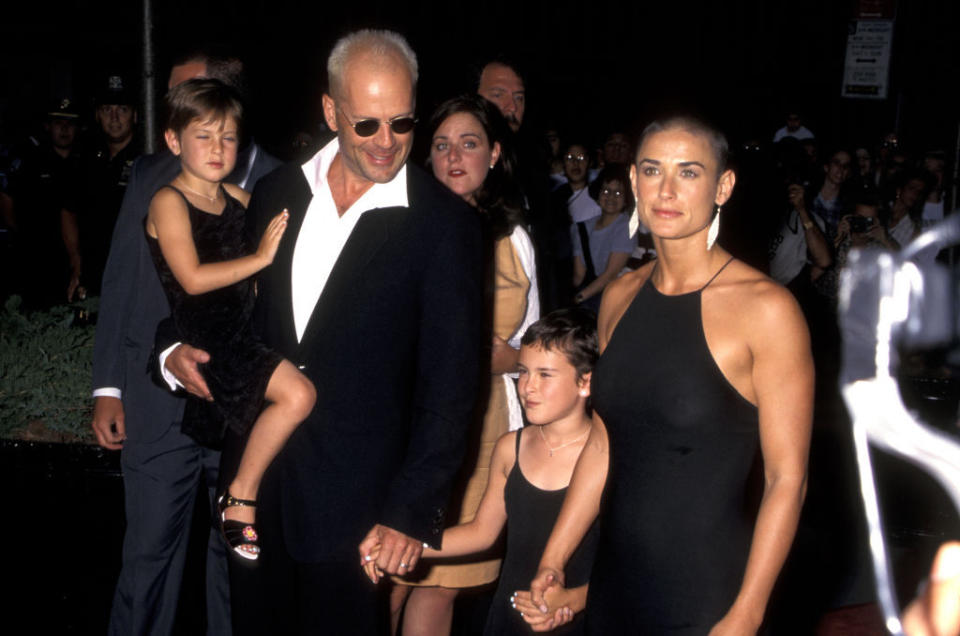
[223,360,316,524]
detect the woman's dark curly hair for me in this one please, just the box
[427,94,525,240]
[588,164,635,212]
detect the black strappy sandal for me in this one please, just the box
[217,491,260,561]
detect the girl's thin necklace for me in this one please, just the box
[538,424,591,457]
[176,178,220,203]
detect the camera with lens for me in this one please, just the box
[849,216,874,234]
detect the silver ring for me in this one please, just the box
[399,562,408,568]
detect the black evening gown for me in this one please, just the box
[483,428,598,636]
[587,262,760,634]
[147,185,282,447]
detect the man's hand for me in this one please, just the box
[530,566,565,614]
[358,524,423,583]
[787,184,806,212]
[91,396,126,450]
[165,343,212,400]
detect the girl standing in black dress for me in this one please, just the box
[146,79,315,561]
[365,309,599,634]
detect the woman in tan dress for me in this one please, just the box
[389,95,538,635]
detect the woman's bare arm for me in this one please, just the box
[577,251,630,302]
[710,284,813,635]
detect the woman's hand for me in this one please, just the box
[708,607,761,636]
[256,209,289,264]
[491,335,520,374]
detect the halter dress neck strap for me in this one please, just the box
[700,255,736,291]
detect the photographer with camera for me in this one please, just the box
[815,190,894,302]
[768,176,832,294]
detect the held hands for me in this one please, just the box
[256,209,289,265]
[512,588,576,632]
[358,524,424,584]
[530,566,565,613]
[91,396,126,450]
[165,343,213,400]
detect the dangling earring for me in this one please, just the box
[706,206,721,250]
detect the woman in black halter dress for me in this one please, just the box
[529,117,814,635]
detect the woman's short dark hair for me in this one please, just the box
[588,164,635,212]
[427,94,524,240]
[637,115,730,176]
[521,308,598,379]
[165,78,243,138]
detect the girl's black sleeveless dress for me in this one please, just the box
[587,260,760,634]
[147,185,282,446]
[483,428,599,636]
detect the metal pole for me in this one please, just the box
[951,120,960,214]
[142,0,156,154]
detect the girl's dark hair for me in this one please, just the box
[588,164,635,212]
[521,308,598,379]
[427,94,524,240]
[637,115,730,176]
[165,78,243,138]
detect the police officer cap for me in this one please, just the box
[47,97,80,120]
[95,74,136,106]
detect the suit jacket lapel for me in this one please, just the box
[271,174,312,356]
[297,206,402,352]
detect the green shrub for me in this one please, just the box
[0,295,98,441]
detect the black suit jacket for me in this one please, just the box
[91,144,282,441]
[246,161,484,562]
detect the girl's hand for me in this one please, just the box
[512,588,575,631]
[257,209,289,264]
[360,542,383,583]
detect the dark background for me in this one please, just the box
[1,0,957,160]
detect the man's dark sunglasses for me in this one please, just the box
[338,106,416,137]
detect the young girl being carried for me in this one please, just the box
[365,308,600,635]
[146,78,315,561]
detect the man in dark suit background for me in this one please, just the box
[164,30,484,634]
[90,50,281,636]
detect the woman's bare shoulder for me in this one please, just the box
[597,263,653,348]
[720,259,807,337]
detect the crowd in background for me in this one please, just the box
[0,73,951,331]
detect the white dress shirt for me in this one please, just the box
[292,138,408,341]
